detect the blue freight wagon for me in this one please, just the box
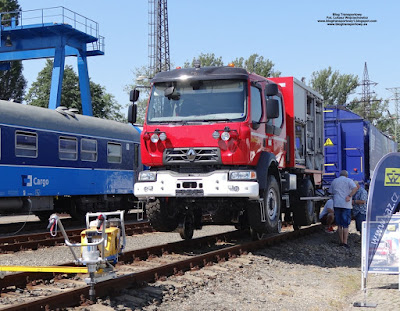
[323,105,397,188]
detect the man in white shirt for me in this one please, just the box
[329,170,358,248]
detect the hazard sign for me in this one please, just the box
[324,138,334,146]
[385,168,400,186]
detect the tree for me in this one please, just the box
[310,67,358,106]
[124,65,152,125]
[184,53,224,67]
[232,54,281,77]
[0,0,27,102]
[25,60,124,121]
[347,96,396,139]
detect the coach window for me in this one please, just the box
[59,137,78,160]
[15,131,38,158]
[81,138,98,162]
[107,142,122,163]
[250,85,262,123]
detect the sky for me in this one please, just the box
[15,0,400,115]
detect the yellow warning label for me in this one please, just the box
[385,168,400,186]
[324,138,334,146]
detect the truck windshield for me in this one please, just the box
[147,80,247,123]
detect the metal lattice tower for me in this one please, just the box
[148,0,170,78]
[359,62,378,119]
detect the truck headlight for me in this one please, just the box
[139,171,157,181]
[229,171,257,181]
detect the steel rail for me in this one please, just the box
[0,221,152,253]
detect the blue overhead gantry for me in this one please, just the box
[0,7,104,116]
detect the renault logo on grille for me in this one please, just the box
[187,148,197,161]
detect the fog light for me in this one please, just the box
[139,171,157,181]
[229,171,257,181]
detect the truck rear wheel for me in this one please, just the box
[293,179,315,226]
[248,175,281,234]
[146,198,179,232]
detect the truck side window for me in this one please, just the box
[274,96,283,128]
[251,86,262,123]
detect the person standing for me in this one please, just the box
[329,170,358,248]
[352,181,368,235]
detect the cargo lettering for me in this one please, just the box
[22,175,50,188]
[33,177,50,188]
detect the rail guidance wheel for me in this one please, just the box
[178,214,194,240]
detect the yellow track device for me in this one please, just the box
[0,211,126,300]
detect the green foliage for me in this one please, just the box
[348,96,396,140]
[25,60,124,121]
[310,67,358,106]
[0,0,26,102]
[0,61,26,102]
[0,0,19,22]
[184,53,224,67]
[124,65,152,125]
[232,54,281,77]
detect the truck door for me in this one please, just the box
[249,84,264,164]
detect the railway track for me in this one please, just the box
[0,221,154,253]
[0,224,322,310]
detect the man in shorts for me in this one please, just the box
[319,199,335,233]
[329,170,358,248]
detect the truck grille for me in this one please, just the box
[164,148,221,165]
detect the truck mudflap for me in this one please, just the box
[134,170,259,199]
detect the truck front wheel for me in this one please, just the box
[248,175,281,236]
[145,198,179,232]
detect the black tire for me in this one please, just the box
[178,214,194,240]
[145,198,179,232]
[293,179,315,226]
[248,175,281,234]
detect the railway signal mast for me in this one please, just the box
[148,0,170,78]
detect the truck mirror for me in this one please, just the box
[127,104,137,124]
[266,98,279,119]
[265,83,279,96]
[130,89,140,102]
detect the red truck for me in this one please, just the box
[128,64,324,239]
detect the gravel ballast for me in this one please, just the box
[1,222,399,311]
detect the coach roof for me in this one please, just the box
[0,100,139,142]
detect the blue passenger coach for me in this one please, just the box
[0,100,141,220]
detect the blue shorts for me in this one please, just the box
[334,207,352,228]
